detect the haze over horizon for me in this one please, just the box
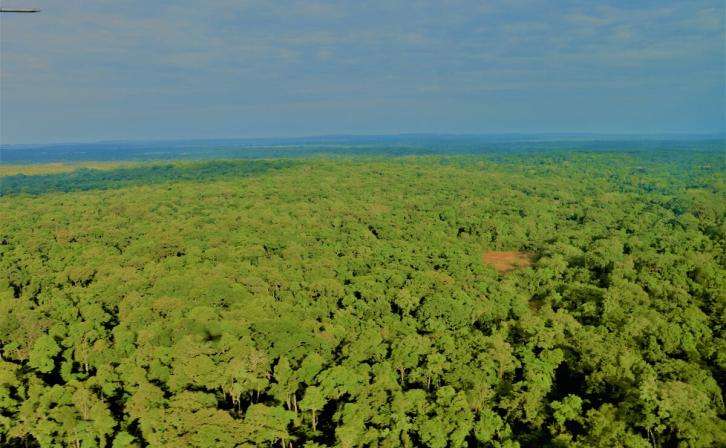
[1,132,725,149]
[1,0,724,145]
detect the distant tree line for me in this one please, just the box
[0,160,297,196]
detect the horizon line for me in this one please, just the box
[3,131,724,148]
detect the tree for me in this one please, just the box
[28,335,61,374]
[299,386,326,433]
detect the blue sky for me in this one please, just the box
[1,0,723,144]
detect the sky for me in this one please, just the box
[0,0,724,144]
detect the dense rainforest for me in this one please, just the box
[0,150,724,447]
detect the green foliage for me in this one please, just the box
[27,335,61,374]
[0,151,724,446]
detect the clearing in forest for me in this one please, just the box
[482,251,534,273]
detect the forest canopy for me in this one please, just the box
[0,150,724,447]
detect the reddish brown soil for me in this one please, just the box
[482,251,534,273]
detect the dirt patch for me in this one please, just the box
[482,251,535,273]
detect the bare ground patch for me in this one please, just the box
[482,251,535,273]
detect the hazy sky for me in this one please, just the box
[1,0,724,144]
